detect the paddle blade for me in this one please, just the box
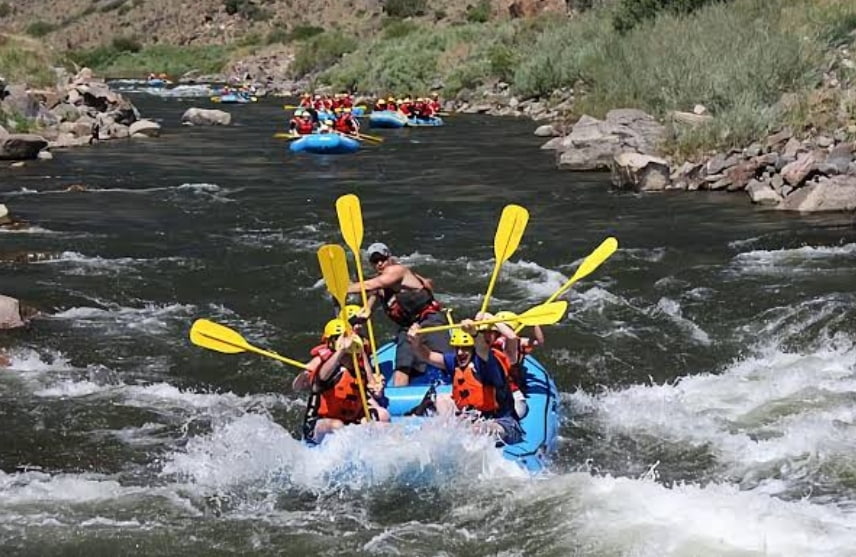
[317,244,350,307]
[516,301,568,327]
[494,204,529,263]
[189,319,249,354]
[551,237,619,302]
[336,194,364,254]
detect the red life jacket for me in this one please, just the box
[452,361,499,414]
[334,115,352,133]
[308,345,367,424]
[342,97,353,108]
[399,103,411,116]
[296,119,314,134]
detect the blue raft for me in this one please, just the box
[212,92,256,104]
[406,116,444,127]
[369,110,409,129]
[146,78,171,88]
[374,341,560,474]
[289,133,360,154]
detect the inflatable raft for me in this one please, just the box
[289,133,360,155]
[212,93,256,104]
[369,110,409,129]
[146,78,171,88]
[406,116,444,127]
[373,341,560,473]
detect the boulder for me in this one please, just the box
[826,142,853,174]
[0,124,6,138]
[781,152,819,187]
[668,111,713,127]
[725,160,761,191]
[129,119,161,138]
[765,128,792,149]
[533,124,559,137]
[746,180,783,205]
[0,294,26,329]
[610,152,671,191]
[554,110,666,171]
[778,175,856,212]
[0,134,48,160]
[181,108,232,126]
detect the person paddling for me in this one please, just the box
[347,242,449,386]
[406,320,523,445]
[478,311,540,419]
[301,319,389,444]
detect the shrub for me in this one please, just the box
[0,2,12,17]
[99,0,126,12]
[612,0,727,33]
[0,34,58,87]
[289,25,324,41]
[291,31,357,76]
[384,0,426,18]
[223,0,270,20]
[265,27,290,44]
[382,18,419,39]
[69,44,230,77]
[24,21,58,37]
[111,35,142,53]
[465,0,492,23]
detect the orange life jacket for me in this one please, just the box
[309,364,365,424]
[452,361,499,414]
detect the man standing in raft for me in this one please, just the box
[348,242,450,386]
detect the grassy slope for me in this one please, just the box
[0,33,60,87]
[321,0,856,156]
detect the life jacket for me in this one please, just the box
[334,115,353,133]
[452,361,499,415]
[308,352,366,424]
[342,97,353,108]
[380,275,441,327]
[296,118,314,134]
[299,98,312,108]
[387,101,397,111]
[399,103,411,116]
[488,343,519,393]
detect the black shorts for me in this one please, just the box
[394,312,450,376]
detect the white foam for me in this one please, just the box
[732,243,856,274]
[162,413,525,495]
[521,473,856,556]
[651,297,711,345]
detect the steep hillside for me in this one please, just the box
[0,0,568,49]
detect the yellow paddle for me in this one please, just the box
[479,204,529,315]
[516,237,618,333]
[356,132,383,142]
[189,318,308,369]
[274,132,302,140]
[416,301,568,335]
[335,194,382,383]
[317,244,373,422]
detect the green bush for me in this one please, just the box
[382,18,419,39]
[111,35,142,53]
[292,31,357,76]
[69,44,230,77]
[223,0,270,20]
[24,21,58,37]
[384,0,426,18]
[466,0,492,23]
[0,2,12,17]
[612,0,727,33]
[265,27,290,44]
[289,25,324,41]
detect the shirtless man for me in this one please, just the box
[347,242,450,386]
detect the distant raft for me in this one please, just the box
[289,133,361,155]
[211,93,257,104]
[369,110,409,129]
[406,116,444,127]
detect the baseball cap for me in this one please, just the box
[366,242,391,258]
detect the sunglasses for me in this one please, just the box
[369,255,388,264]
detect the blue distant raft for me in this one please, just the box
[289,133,361,154]
[406,116,444,127]
[369,110,409,129]
[373,341,560,474]
[212,93,256,104]
[146,78,171,88]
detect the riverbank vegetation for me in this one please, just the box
[316,0,856,156]
[0,33,59,87]
[67,42,231,79]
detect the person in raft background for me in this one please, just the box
[406,319,523,445]
[348,242,450,386]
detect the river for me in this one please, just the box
[1,90,856,555]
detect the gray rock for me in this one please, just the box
[181,108,232,126]
[765,128,792,149]
[770,174,785,191]
[0,134,48,160]
[746,179,783,205]
[817,135,834,148]
[744,143,763,157]
[706,153,729,175]
[540,137,564,150]
[0,124,7,138]
[37,150,53,161]
[782,137,803,159]
[129,119,161,138]
[533,124,559,137]
[777,175,856,212]
[709,176,733,190]
[610,152,671,192]
[826,142,853,174]
[0,294,26,329]
[815,162,842,176]
[781,185,793,197]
